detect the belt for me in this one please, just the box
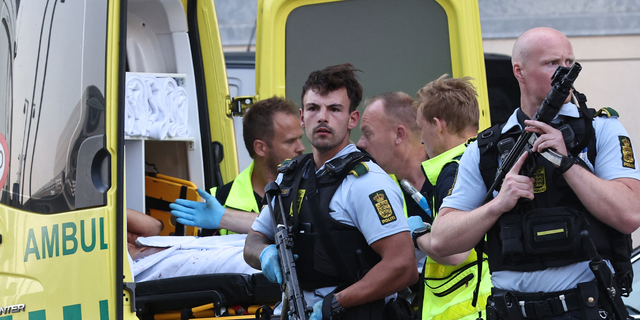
[491,288,582,319]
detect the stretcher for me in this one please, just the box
[129,272,281,320]
[145,173,200,236]
[129,174,282,319]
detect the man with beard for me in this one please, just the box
[169,96,305,235]
[128,97,304,282]
[244,63,418,320]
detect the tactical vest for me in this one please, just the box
[476,106,632,294]
[275,152,381,291]
[420,143,492,320]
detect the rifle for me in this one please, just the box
[265,181,310,320]
[472,63,583,308]
[581,231,631,320]
[481,62,582,204]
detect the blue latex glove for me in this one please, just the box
[308,300,323,320]
[407,215,425,235]
[260,244,282,284]
[169,188,225,229]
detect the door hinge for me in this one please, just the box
[228,96,256,116]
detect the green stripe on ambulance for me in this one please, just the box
[0,300,109,319]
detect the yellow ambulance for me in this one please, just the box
[0,0,489,319]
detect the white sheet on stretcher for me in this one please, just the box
[133,234,260,282]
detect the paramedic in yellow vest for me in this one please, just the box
[170,97,305,234]
[409,74,492,320]
[357,92,430,222]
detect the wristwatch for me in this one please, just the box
[558,155,580,174]
[330,295,346,319]
[412,223,431,249]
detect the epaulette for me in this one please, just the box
[594,107,619,118]
[324,152,370,177]
[348,162,369,177]
[277,158,296,173]
[465,136,477,147]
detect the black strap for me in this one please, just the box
[571,90,594,157]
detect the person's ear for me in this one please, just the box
[434,118,447,136]
[348,110,360,130]
[254,139,268,157]
[513,62,525,83]
[299,108,305,128]
[395,125,406,144]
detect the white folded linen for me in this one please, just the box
[171,86,189,137]
[125,75,150,136]
[144,76,172,140]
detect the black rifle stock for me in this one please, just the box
[265,181,310,320]
[481,62,582,205]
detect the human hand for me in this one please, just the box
[407,216,425,235]
[169,188,225,229]
[260,244,282,284]
[493,152,535,214]
[524,119,568,156]
[308,300,323,320]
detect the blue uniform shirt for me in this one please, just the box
[441,104,640,292]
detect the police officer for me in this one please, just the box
[170,97,305,234]
[244,63,418,320]
[357,91,430,221]
[431,27,640,320]
[410,74,492,320]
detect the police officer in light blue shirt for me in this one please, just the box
[243,63,418,320]
[430,27,640,320]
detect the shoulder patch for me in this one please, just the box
[594,107,619,118]
[619,136,635,169]
[369,190,397,225]
[349,162,369,177]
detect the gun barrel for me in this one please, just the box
[265,182,309,320]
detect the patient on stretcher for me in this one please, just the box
[127,209,259,282]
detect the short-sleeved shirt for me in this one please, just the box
[251,144,409,305]
[252,144,409,244]
[441,104,640,292]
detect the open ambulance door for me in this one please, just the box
[255,0,491,136]
[0,0,136,319]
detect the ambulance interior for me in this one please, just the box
[123,1,279,318]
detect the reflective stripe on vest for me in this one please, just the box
[422,250,491,320]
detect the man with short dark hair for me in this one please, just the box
[170,96,305,235]
[244,63,418,320]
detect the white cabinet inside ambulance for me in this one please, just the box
[0,0,488,319]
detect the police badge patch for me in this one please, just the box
[369,190,397,225]
[619,136,635,169]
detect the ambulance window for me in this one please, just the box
[5,1,108,213]
[284,0,452,147]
